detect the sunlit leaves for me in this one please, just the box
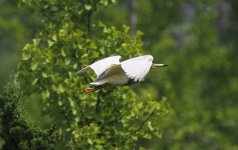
[19,0,167,149]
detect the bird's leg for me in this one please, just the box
[81,87,95,94]
[95,92,101,112]
[81,84,111,94]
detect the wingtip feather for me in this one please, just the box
[76,66,90,75]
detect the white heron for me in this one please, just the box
[77,55,167,93]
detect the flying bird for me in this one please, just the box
[77,55,167,93]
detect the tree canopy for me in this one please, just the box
[1,0,238,149]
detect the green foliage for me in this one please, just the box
[0,0,31,53]
[0,75,64,150]
[144,1,238,149]
[19,0,167,149]
[3,0,238,149]
[0,0,35,90]
[93,0,238,149]
[138,0,183,46]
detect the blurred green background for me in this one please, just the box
[1,0,238,149]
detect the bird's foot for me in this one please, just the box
[81,88,95,94]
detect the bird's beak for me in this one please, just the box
[152,64,168,68]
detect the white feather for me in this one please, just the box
[89,55,121,77]
[90,73,128,86]
[121,55,153,82]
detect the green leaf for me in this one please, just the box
[48,40,54,47]
[33,38,40,47]
[52,34,57,41]
[89,42,97,49]
[58,100,63,106]
[65,58,71,65]
[31,62,38,71]
[32,78,38,85]
[147,121,154,131]
[61,49,66,57]
[85,5,92,10]
[57,84,65,93]
[42,90,50,99]
[42,72,48,78]
[22,52,31,60]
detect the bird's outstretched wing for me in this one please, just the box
[90,64,124,85]
[121,55,153,82]
[77,56,121,77]
[95,64,123,80]
[76,66,91,74]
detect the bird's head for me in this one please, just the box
[152,63,168,68]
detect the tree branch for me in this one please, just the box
[121,107,155,145]
[127,0,137,35]
[87,10,93,36]
[134,107,155,134]
[95,92,101,112]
